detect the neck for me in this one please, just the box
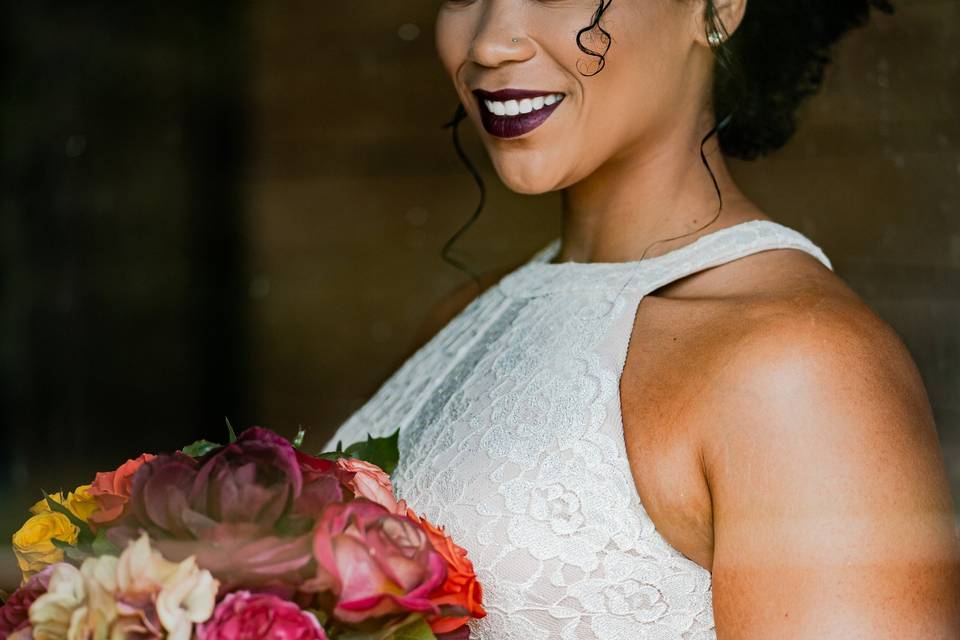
[557,110,762,264]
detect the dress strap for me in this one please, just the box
[603,219,834,388]
[625,219,833,296]
[498,219,832,299]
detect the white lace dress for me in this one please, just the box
[322,219,834,639]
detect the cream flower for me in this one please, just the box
[27,563,85,640]
[27,534,218,640]
[156,556,218,640]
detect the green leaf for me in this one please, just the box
[341,428,400,475]
[41,490,89,532]
[65,546,88,562]
[336,631,380,640]
[225,417,238,443]
[51,537,88,562]
[181,439,223,457]
[293,426,307,449]
[91,529,120,556]
[336,613,436,640]
[390,617,437,640]
[50,538,73,550]
[306,608,328,627]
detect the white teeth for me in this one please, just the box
[482,93,564,117]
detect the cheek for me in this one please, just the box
[434,12,468,83]
[576,15,689,149]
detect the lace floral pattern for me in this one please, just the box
[324,220,834,639]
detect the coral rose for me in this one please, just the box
[334,457,401,514]
[402,502,486,634]
[87,453,156,524]
[197,591,328,640]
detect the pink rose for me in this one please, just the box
[307,500,447,625]
[87,453,156,524]
[0,565,53,639]
[334,457,401,514]
[198,591,327,640]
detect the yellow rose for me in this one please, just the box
[29,492,65,515]
[64,485,99,522]
[30,484,99,523]
[12,511,80,582]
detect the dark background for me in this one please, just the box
[2,2,957,586]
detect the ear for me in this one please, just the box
[692,0,748,47]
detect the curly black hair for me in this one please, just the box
[565,0,897,159]
[439,0,895,285]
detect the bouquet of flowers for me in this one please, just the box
[0,425,485,640]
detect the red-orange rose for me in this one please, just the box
[87,453,156,524]
[402,501,486,634]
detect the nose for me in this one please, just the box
[467,3,534,68]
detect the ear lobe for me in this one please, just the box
[694,0,748,47]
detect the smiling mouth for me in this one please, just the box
[471,88,566,139]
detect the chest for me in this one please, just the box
[393,286,720,573]
[620,293,724,572]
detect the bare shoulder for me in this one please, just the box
[691,252,960,637]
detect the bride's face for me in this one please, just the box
[436,0,712,194]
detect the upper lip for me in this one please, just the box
[472,88,563,101]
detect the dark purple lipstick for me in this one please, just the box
[472,88,566,139]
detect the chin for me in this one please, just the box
[490,157,563,195]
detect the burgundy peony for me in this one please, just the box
[293,450,350,517]
[306,499,448,625]
[0,565,53,639]
[108,428,343,591]
[197,591,327,640]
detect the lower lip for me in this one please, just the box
[477,96,565,139]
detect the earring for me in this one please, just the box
[707,30,724,46]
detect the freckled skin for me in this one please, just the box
[431,1,960,636]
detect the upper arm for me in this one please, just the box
[703,302,960,638]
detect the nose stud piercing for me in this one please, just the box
[512,37,519,43]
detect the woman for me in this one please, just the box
[325,1,959,637]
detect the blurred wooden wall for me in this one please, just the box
[0,3,252,585]
[248,1,959,511]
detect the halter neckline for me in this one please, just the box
[497,219,833,299]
